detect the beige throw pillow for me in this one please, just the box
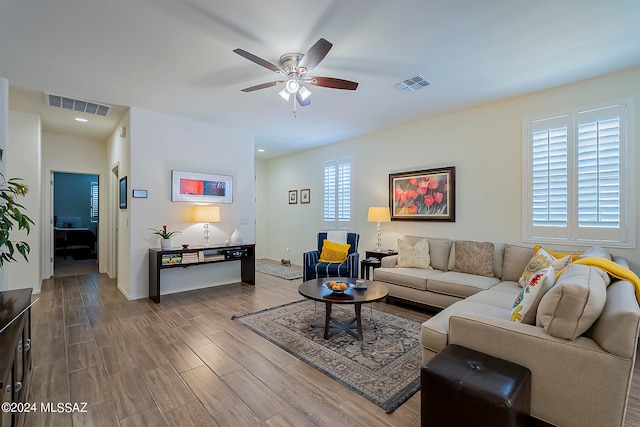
[453,241,495,277]
[396,238,432,270]
[536,264,607,340]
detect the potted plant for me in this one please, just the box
[149,225,181,249]
[0,148,34,268]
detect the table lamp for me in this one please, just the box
[367,207,391,251]
[192,205,220,246]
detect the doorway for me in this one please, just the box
[53,172,99,277]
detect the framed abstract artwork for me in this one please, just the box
[389,166,455,221]
[171,170,232,203]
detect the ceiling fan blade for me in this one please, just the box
[240,81,284,92]
[296,91,311,107]
[233,48,284,74]
[306,77,358,90]
[298,38,332,72]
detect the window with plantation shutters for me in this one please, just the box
[523,101,635,248]
[90,182,99,223]
[323,157,352,229]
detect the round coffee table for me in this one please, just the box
[298,277,389,341]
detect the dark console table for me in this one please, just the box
[148,243,255,303]
[1,288,33,427]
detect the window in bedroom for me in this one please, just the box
[323,156,352,229]
[523,101,635,247]
[90,181,99,223]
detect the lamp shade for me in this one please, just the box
[367,207,390,223]
[192,205,220,223]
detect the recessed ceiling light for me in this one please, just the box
[257,149,265,152]
[75,117,88,122]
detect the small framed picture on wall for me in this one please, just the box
[300,188,310,204]
[289,190,298,204]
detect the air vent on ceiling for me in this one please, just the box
[44,92,111,116]
[394,74,432,93]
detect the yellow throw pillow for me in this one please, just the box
[319,239,351,263]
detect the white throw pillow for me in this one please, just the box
[519,247,571,287]
[511,266,555,324]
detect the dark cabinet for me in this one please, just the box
[0,288,33,427]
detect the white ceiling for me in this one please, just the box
[2,0,640,159]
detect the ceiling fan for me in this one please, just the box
[233,38,358,111]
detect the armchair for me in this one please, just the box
[303,232,360,281]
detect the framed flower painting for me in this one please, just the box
[389,166,455,221]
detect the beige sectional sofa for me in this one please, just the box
[373,235,640,427]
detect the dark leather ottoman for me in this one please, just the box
[421,344,531,427]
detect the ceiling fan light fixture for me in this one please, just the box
[298,86,312,101]
[285,79,299,94]
[278,87,291,101]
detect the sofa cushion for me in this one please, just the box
[502,244,533,282]
[427,271,501,299]
[420,300,512,354]
[536,264,607,340]
[374,267,442,291]
[466,286,521,309]
[511,267,556,324]
[452,241,495,277]
[397,238,432,269]
[519,247,572,287]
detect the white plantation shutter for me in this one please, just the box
[577,107,620,228]
[323,157,352,228]
[531,117,568,228]
[524,102,635,247]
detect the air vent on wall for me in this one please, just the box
[393,74,432,93]
[44,92,111,116]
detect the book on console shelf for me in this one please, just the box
[161,253,182,265]
[199,249,225,262]
[181,253,199,264]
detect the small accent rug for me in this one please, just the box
[232,300,422,413]
[255,259,303,280]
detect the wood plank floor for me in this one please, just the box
[23,270,640,426]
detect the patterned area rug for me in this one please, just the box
[233,300,422,413]
[255,259,303,280]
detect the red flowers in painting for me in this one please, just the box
[393,173,448,216]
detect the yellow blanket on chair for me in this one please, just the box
[571,257,640,302]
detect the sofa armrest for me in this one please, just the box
[448,313,634,427]
[381,255,397,268]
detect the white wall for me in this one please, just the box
[124,108,255,300]
[259,66,640,273]
[7,110,41,291]
[42,132,107,277]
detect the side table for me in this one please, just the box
[361,249,398,279]
[360,258,381,280]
